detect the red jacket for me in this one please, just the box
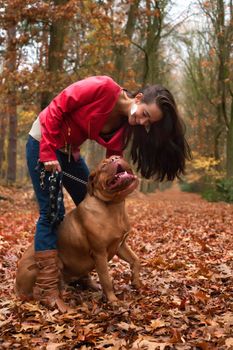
[39,76,125,162]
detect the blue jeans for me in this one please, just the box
[26,135,89,251]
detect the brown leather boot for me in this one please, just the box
[33,250,70,313]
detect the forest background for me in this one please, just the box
[0,0,232,201]
[0,2,233,348]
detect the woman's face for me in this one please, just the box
[128,93,163,130]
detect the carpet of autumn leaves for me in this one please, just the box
[0,184,233,350]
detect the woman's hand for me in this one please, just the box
[44,160,61,173]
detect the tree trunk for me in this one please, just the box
[143,0,162,84]
[114,0,140,84]
[224,0,233,175]
[213,117,222,163]
[144,48,160,84]
[226,98,233,177]
[40,0,69,110]
[140,178,159,193]
[0,111,7,178]
[6,23,17,183]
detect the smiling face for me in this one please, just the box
[88,156,138,202]
[128,93,163,130]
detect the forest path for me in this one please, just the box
[0,184,233,349]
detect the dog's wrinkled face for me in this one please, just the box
[88,156,138,202]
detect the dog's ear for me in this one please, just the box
[87,171,96,196]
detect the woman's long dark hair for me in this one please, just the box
[123,85,191,181]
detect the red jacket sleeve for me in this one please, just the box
[39,76,120,162]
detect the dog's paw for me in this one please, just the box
[107,295,119,303]
[131,280,142,289]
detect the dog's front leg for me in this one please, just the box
[117,242,141,288]
[93,253,118,302]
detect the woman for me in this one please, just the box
[26,75,190,311]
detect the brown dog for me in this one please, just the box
[15,156,140,303]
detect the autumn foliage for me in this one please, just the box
[1,185,233,349]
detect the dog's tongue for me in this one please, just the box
[107,172,135,190]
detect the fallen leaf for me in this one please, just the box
[46,343,66,350]
[225,338,233,347]
[133,335,169,350]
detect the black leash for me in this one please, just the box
[36,162,87,225]
[47,171,64,225]
[62,171,88,185]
